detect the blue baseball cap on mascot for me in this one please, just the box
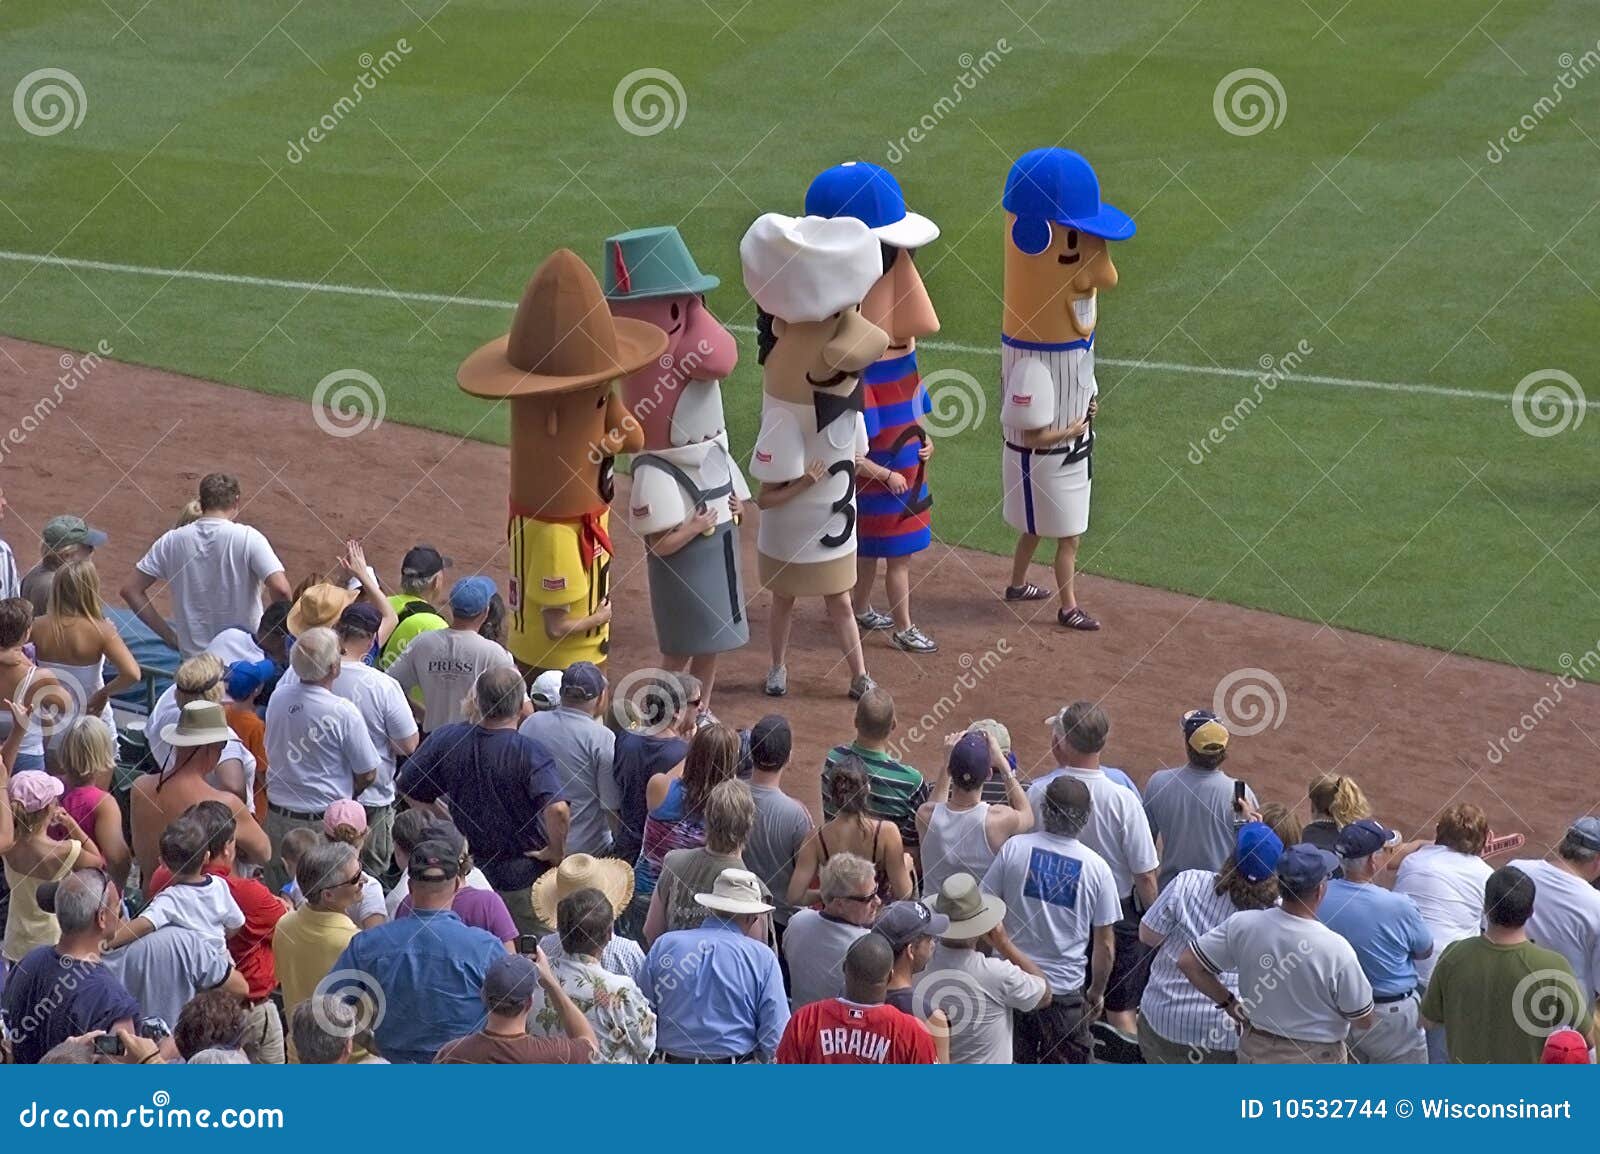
[805,161,940,248]
[1003,147,1135,255]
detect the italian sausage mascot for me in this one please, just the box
[999,148,1134,631]
[457,249,662,673]
[741,213,889,699]
[604,226,747,715]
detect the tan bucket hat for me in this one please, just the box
[161,700,234,748]
[927,872,1006,939]
[286,582,357,636]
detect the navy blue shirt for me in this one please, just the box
[612,730,688,865]
[1,947,141,1064]
[331,909,504,1064]
[397,723,565,891]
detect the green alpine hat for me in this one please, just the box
[603,226,720,300]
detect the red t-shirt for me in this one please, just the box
[147,862,285,1001]
[776,998,937,1064]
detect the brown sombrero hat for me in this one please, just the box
[458,248,668,399]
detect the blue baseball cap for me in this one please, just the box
[448,575,496,618]
[1336,818,1401,859]
[1568,817,1600,853]
[225,659,277,701]
[1235,821,1284,883]
[1277,843,1341,889]
[947,731,991,788]
[560,661,606,702]
[805,161,939,248]
[1003,147,1135,255]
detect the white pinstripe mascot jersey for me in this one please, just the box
[1000,318,1096,539]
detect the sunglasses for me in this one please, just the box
[841,893,881,905]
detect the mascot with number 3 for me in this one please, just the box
[741,212,889,700]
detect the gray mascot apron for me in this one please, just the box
[632,453,749,656]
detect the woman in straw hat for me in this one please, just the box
[284,540,397,651]
[457,249,663,676]
[530,852,641,981]
[130,700,269,884]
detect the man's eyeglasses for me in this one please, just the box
[841,893,881,905]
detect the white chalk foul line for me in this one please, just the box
[0,248,1533,407]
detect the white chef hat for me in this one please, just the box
[739,213,882,324]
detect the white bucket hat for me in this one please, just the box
[694,868,774,916]
[739,213,882,323]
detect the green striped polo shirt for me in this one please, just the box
[821,742,931,847]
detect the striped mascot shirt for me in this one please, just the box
[857,350,933,558]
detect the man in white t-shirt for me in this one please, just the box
[321,603,419,876]
[913,872,1049,1064]
[122,473,290,657]
[783,853,877,1007]
[0,486,18,599]
[1510,817,1600,1012]
[385,576,514,734]
[982,776,1121,1063]
[1180,844,1375,1063]
[1026,702,1158,1036]
[263,627,380,891]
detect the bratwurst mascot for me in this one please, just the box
[741,213,889,699]
[458,249,663,672]
[999,148,1134,631]
[604,226,747,715]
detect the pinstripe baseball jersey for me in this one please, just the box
[1000,334,1097,539]
[999,333,1097,444]
[1138,867,1243,1052]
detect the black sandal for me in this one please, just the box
[1004,582,1052,602]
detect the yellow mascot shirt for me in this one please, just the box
[509,513,610,671]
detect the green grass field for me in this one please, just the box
[2,0,1596,674]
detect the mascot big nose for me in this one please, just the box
[603,226,751,691]
[457,248,666,672]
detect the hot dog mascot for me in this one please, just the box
[804,161,942,655]
[999,148,1134,630]
[457,249,664,672]
[604,226,746,715]
[741,213,889,699]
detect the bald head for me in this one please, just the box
[843,931,895,1003]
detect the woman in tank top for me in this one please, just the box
[788,757,913,905]
[0,597,62,773]
[31,560,141,746]
[55,716,132,888]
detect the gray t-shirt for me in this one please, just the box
[518,706,618,855]
[385,627,514,732]
[746,783,814,926]
[103,925,232,1032]
[1143,765,1257,889]
[782,909,870,1008]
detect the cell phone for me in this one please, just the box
[516,934,541,956]
[1233,781,1247,806]
[93,1033,125,1056]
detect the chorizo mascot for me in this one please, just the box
[741,212,889,699]
[604,226,746,715]
[999,148,1134,631]
[458,249,664,672]
[804,161,942,655]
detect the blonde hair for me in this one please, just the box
[1308,774,1370,826]
[175,499,203,528]
[58,717,115,787]
[702,779,755,854]
[175,654,225,704]
[46,559,104,622]
[11,800,54,837]
[326,822,365,848]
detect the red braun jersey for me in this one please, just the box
[776,998,937,1064]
